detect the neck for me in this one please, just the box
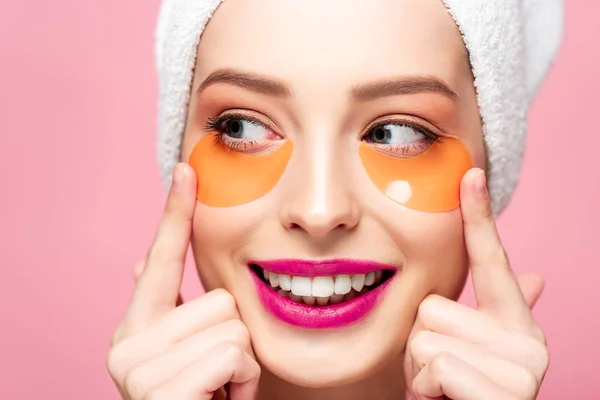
[257,355,406,400]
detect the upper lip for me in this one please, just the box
[247,259,398,277]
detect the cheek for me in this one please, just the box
[190,202,265,290]
[385,207,469,300]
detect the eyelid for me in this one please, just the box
[361,116,441,142]
[204,110,281,136]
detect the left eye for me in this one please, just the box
[365,124,425,145]
[224,118,269,140]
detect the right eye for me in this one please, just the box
[365,123,427,145]
[222,118,271,140]
[204,114,284,152]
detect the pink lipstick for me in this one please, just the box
[248,259,397,329]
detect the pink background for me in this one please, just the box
[0,1,598,398]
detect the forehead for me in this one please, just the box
[196,0,469,97]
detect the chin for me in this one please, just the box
[252,319,407,388]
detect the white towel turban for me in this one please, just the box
[155,0,564,214]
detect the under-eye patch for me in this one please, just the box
[358,137,472,212]
[188,134,293,207]
[189,133,470,212]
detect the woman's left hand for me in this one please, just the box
[405,168,549,400]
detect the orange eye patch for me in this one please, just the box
[189,134,471,212]
[188,135,293,207]
[358,138,472,212]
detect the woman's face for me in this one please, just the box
[180,0,485,388]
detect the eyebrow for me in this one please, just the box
[197,68,291,97]
[351,77,459,102]
[197,69,459,102]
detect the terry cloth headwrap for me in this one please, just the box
[154,0,564,214]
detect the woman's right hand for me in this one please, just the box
[106,163,261,400]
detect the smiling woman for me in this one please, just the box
[106,0,563,399]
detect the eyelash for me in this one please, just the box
[203,113,441,152]
[365,119,440,143]
[204,113,266,132]
[360,119,441,155]
[204,112,268,150]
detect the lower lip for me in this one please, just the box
[250,272,393,329]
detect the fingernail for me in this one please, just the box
[172,165,184,188]
[475,170,488,195]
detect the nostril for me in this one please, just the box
[283,215,358,238]
[285,222,301,231]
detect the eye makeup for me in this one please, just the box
[361,118,441,158]
[204,112,284,154]
[190,112,471,212]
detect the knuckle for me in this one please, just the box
[145,243,177,272]
[519,370,540,397]
[408,332,433,371]
[530,339,549,363]
[163,191,180,214]
[223,319,251,346]
[410,376,422,396]
[110,328,124,347]
[111,321,135,346]
[534,343,550,374]
[145,243,161,264]
[106,345,128,382]
[487,245,509,266]
[221,340,246,363]
[521,337,550,377]
[163,197,190,224]
[529,325,548,346]
[211,289,237,312]
[417,295,442,325]
[409,331,431,360]
[429,352,453,376]
[123,366,149,400]
[481,201,494,220]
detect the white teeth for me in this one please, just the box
[351,274,366,292]
[269,272,279,288]
[312,276,334,297]
[261,267,386,305]
[365,272,376,286]
[291,276,312,296]
[316,296,329,306]
[330,294,344,304]
[278,274,292,291]
[334,274,352,295]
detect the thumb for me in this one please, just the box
[516,272,545,310]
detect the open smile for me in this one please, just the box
[248,259,397,329]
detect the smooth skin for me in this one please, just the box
[106,164,548,400]
[180,0,483,390]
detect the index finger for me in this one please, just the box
[460,168,531,325]
[125,163,198,328]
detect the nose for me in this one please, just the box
[280,144,360,238]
